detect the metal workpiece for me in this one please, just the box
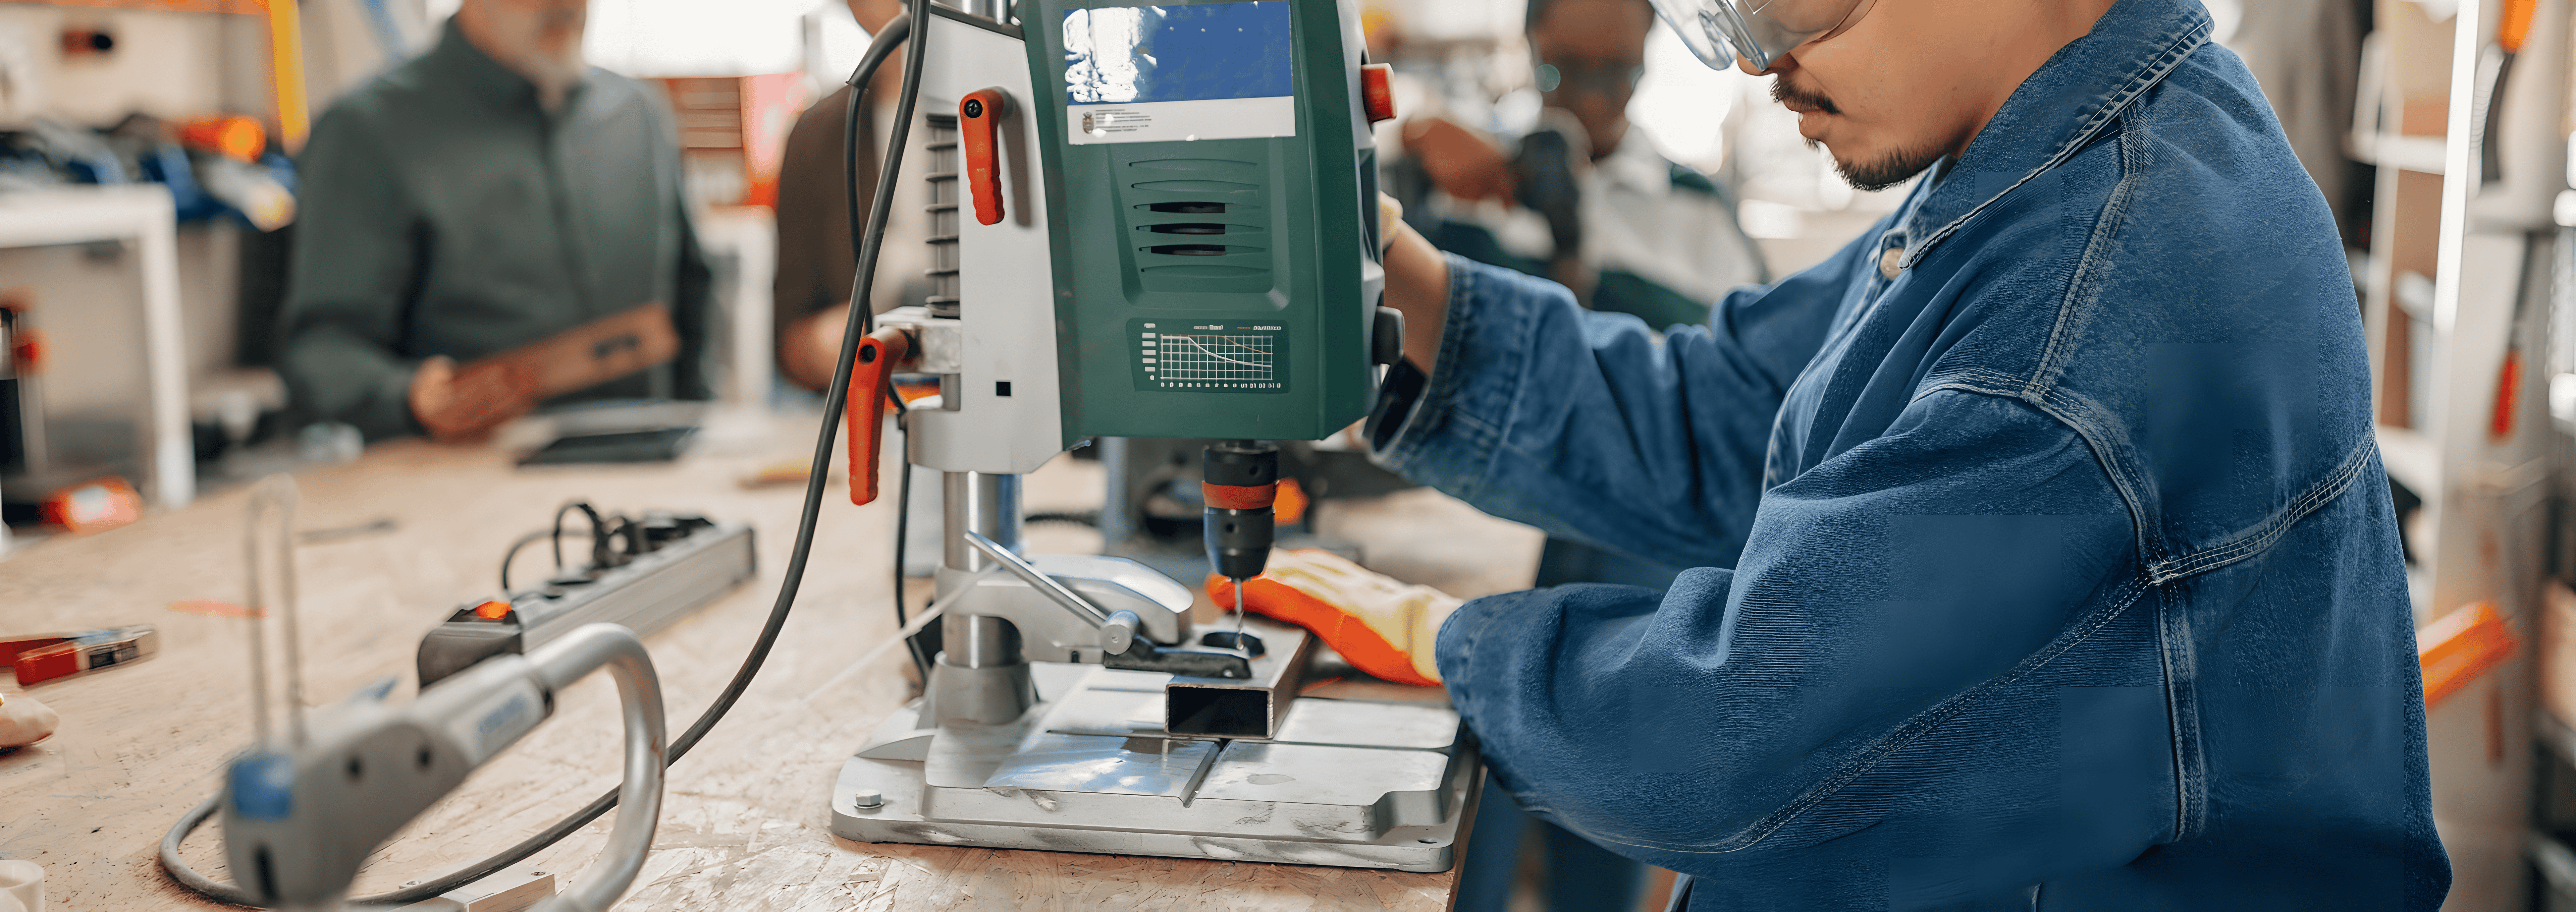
[1164,618,1311,739]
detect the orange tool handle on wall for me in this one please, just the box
[2492,348,2522,441]
[2422,601,2518,707]
[845,326,913,507]
[961,88,1011,226]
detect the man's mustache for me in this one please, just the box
[1771,76,1842,116]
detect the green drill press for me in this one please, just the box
[827,0,1465,873]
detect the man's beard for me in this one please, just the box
[1772,76,1944,193]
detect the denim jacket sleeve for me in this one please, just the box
[1373,245,1863,570]
[1387,252,2166,896]
[1436,389,2153,894]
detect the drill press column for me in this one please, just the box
[927,471,1036,724]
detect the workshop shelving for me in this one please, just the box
[2362,0,2576,908]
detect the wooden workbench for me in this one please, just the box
[0,412,1542,910]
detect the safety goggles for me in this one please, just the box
[1645,0,1879,72]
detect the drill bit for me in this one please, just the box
[1233,579,1247,637]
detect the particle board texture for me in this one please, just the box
[0,412,1517,910]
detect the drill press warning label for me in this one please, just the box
[1063,2,1297,145]
[1129,319,1288,393]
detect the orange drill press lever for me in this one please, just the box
[845,326,913,506]
[961,88,1010,227]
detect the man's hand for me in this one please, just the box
[1401,117,1516,206]
[408,355,541,443]
[1207,549,1463,687]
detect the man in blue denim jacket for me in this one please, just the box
[1362,0,2448,906]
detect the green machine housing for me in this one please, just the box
[1024,0,1384,444]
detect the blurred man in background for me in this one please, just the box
[1390,0,1765,331]
[279,0,711,442]
[1389,0,1769,906]
[772,0,905,393]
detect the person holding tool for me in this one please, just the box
[278,0,712,443]
[1391,0,1765,332]
[1392,0,1769,899]
[772,0,910,394]
[1235,0,2446,905]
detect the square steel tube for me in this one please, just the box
[1164,617,1311,739]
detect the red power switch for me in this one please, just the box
[961,88,1010,226]
[1360,63,1396,124]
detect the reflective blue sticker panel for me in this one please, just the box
[1063,1,1297,144]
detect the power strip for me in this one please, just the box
[416,521,755,687]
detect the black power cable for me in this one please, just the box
[158,10,930,905]
[838,0,933,682]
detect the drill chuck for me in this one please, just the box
[1202,441,1280,582]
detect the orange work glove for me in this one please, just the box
[1206,549,1462,687]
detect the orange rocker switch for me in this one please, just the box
[961,88,1011,226]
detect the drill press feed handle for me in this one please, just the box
[960,88,1011,227]
[960,530,1121,649]
[218,624,666,912]
[845,326,914,506]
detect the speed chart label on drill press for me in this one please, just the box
[1129,319,1288,393]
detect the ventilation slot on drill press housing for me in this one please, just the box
[923,113,960,318]
[1122,156,1270,292]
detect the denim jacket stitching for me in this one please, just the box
[1899,18,2211,272]
[2030,122,2147,399]
[1927,369,2171,569]
[2153,579,2210,841]
[2147,434,2378,584]
[1916,382,2377,847]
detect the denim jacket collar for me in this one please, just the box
[1893,0,2211,270]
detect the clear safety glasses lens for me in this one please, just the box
[1644,0,1870,72]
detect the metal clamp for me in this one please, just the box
[961,530,1137,654]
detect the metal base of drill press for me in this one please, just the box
[829,622,1478,872]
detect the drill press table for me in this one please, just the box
[0,412,1537,909]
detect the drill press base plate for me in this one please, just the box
[829,662,1478,872]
